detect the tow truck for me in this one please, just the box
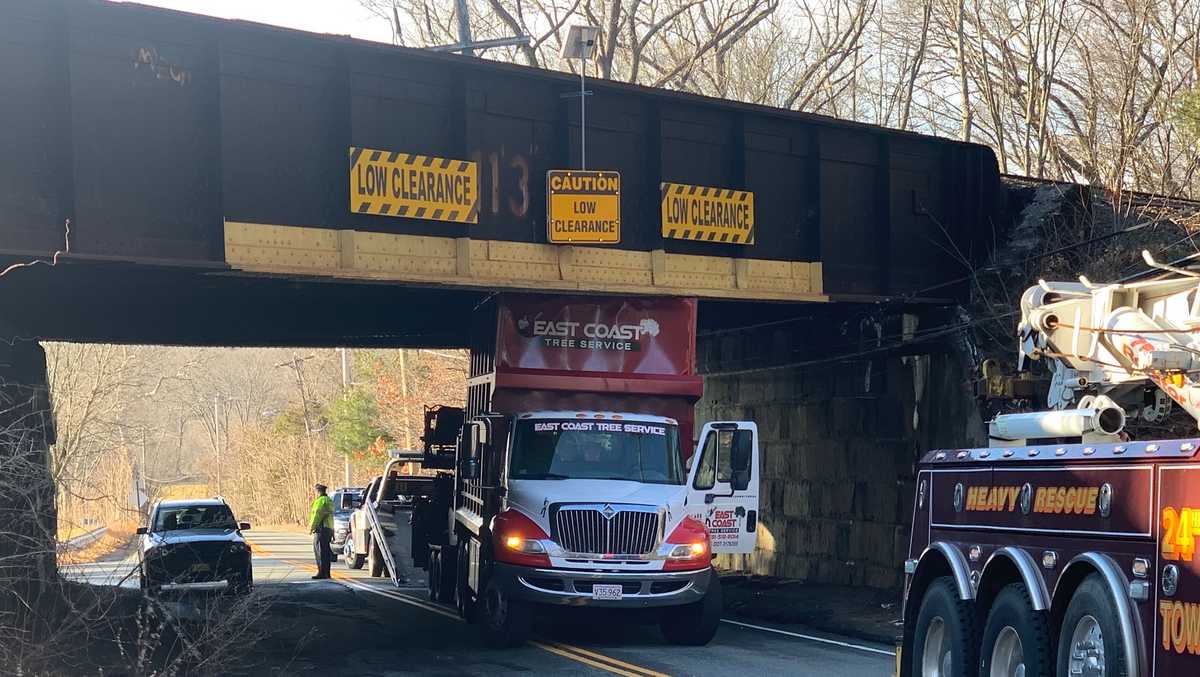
[358,294,760,647]
[901,252,1200,676]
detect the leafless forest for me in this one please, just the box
[362,0,1200,197]
[47,346,466,535]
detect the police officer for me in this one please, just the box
[308,483,334,579]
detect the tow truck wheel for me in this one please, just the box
[912,577,977,677]
[660,571,722,646]
[1056,574,1127,677]
[978,583,1050,677]
[368,536,385,577]
[479,579,532,648]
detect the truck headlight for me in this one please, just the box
[491,509,551,567]
[660,517,711,571]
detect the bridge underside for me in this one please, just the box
[0,255,830,348]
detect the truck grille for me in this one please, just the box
[553,505,659,556]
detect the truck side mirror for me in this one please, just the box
[462,457,481,480]
[136,526,148,535]
[238,522,251,531]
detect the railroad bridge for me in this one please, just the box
[0,0,1004,590]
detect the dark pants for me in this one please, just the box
[313,527,333,577]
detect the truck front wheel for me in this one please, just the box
[660,572,722,646]
[479,579,533,648]
[344,540,365,570]
[911,577,977,677]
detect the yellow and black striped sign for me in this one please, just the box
[660,182,754,244]
[349,147,478,223]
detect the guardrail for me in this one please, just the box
[58,526,108,551]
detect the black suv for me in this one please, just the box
[138,498,253,594]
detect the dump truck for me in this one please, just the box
[901,252,1200,676]
[362,294,760,647]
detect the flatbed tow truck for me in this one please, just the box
[901,252,1200,676]
[355,294,761,647]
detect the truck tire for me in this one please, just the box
[368,536,385,578]
[479,578,533,648]
[660,571,722,646]
[437,546,457,603]
[911,577,977,677]
[428,550,443,602]
[978,582,1050,677]
[345,540,365,571]
[456,541,477,622]
[1056,574,1128,677]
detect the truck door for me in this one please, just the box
[685,422,760,554]
[1156,464,1200,672]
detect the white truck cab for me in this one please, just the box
[467,410,760,645]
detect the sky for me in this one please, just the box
[121,0,395,44]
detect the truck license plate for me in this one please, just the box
[592,584,623,601]
[189,563,210,573]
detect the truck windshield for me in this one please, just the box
[509,419,684,484]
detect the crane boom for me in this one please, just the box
[1014,251,1200,436]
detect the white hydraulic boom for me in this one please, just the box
[993,250,1200,446]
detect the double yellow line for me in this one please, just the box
[275,556,670,676]
[530,640,671,677]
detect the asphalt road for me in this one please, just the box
[64,529,895,676]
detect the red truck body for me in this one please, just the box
[468,294,703,452]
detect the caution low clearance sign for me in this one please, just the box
[349,147,479,223]
[547,170,621,244]
[661,182,754,244]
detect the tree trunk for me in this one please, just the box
[0,340,58,630]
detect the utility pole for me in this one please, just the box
[276,354,319,487]
[398,349,412,449]
[339,347,353,487]
[213,395,221,495]
[454,0,474,57]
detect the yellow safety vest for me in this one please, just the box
[308,494,334,531]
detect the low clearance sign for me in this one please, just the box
[349,147,479,223]
[546,170,621,244]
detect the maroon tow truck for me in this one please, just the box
[901,255,1200,677]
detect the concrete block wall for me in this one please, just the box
[697,313,984,590]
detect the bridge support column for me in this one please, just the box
[697,308,984,590]
[0,340,57,624]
